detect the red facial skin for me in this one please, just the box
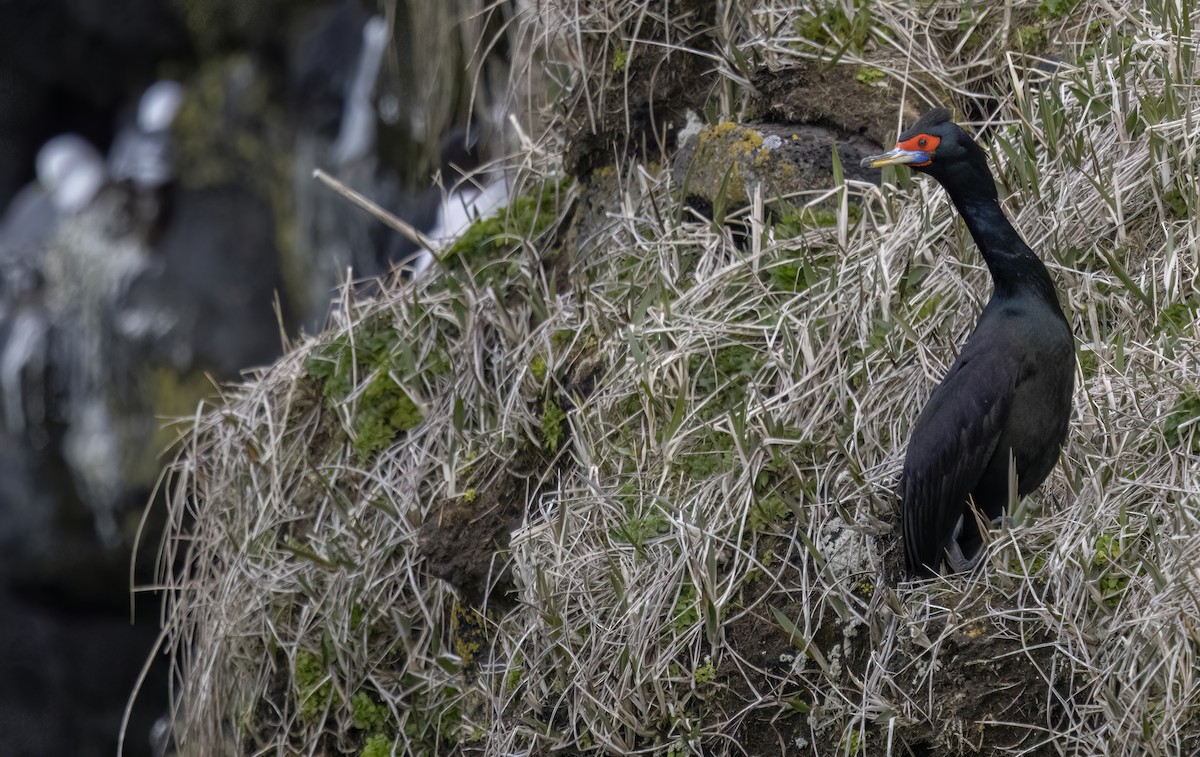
[895,133,942,166]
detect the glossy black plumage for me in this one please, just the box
[862,109,1075,577]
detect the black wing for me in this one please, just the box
[901,348,1018,577]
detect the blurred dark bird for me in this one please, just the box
[0,134,108,439]
[107,80,185,242]
[107,80,184,190]
[862,108,1074,578]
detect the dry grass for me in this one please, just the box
[152,0,1200,754]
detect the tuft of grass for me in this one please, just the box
[541,396,567,452]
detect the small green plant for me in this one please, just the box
[1092,533,1131,606]
[672,581,700,633]
[1157,299,1198,335]
[360,734,395,757]
[542,397,567,452]
[530,355,548,381]
[353,379,422,460]
[748,494,789,531]
[852,577,875,597]
[1038,0,1080,20]
[611,498,671,548]
[794,0,874,55]
[295,649,339,721]
[1017,25,1044,49]
[505,665,523,691]
[1164,392,1200,452]
[694,656,716,684]
[351,691,390,732]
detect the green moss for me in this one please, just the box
[694,657,716,684]
[354,379,422,460]
[504,665,523,691]
[295,649,339,721]
[139,367,217,485]
[305,313,438,461]
[854,66,885,85]
[352,691,391,732]
[841,730,865,756]
[530,355,548,381]
[551,329,575,350]
[451,603,494,673]
[441,180,570,281]
[612,46,629,72]
[542,397,567,452]
[360,734,396,757]
[852,577,875,597]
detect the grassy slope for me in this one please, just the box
[155,1,1200,754]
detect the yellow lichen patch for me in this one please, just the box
[452,602,491,672]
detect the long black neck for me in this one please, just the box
[953,195,1059,306]
[934,168,1061,308]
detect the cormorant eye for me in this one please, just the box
[918,137,928,148]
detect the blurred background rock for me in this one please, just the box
[0,0,510,752]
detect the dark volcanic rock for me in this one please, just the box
[749,62,913,150]
[119,185,285,378]
[0,589,166,757]
[671,121,886,211]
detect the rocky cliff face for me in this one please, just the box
[0,1,507,753]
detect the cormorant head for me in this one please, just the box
[861,108,995,198]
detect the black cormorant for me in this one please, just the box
[861,108,1074,577]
